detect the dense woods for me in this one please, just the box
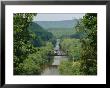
[14,13,97,75]
[58,13,97,75]
[14,13,55,75]
[28,22,56,47]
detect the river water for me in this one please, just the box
[41,39,68,75]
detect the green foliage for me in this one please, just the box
[58,38,82,75]
[28,22,56,47]
[22,58,41,75]
[14,13,54,75]
[14,13,37,58]
[14,13,97,75]
[14,41,54,75]
[58,61,81,75]
[14,13,37,75]
[58,13,97,75]
[76,13,97,75]
[60,38,81,61]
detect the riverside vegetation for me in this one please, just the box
[14,13,97,75]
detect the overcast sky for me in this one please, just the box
[33,13,85,21]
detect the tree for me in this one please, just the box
[13,13,37,74]
[79,13,97,75]
[14,13,54,75]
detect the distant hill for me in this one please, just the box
[47,28,76,38]
[34,19,78,29]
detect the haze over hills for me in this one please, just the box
[34,19,78,29]
[31,19,81,39]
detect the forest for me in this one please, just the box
[14,13,55,75]
[14,13,97,75]
[58,13,97,75]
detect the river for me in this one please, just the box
[41,39,68,75]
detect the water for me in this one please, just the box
[41,39,68,75]
[41,66,59,75]
[41,56,68,75]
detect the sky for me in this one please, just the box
[33,13,85,21]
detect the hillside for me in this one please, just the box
[34,19,78,29]
[47,28,76,38]
[28,22,56,47]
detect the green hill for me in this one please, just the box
[28,22,56,47]
[47,28,76,38]
[35,19,78,29]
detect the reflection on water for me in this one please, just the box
[41,56,68,75]
[41,39,68,75]
[41,65,59,75]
